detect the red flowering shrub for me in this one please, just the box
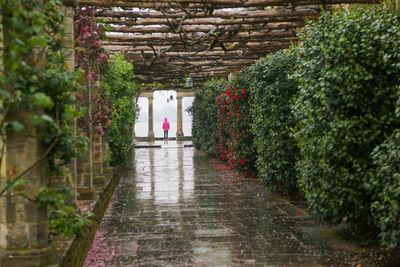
[215,70,257,176]
[193,73,256,177]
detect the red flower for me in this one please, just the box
[241,88,247,96]
[239,159,246,165]
[234,94,239,101]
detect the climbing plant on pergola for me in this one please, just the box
[79,0,380,87]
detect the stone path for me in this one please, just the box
[84,145,365,267]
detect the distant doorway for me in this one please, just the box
[134,91,194,139]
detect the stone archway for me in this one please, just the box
[135,90,195,141]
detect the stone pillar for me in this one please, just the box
[0,11,5,179]
[76,77,96,199]
[0,9,52,265]
[0,113,52,267]
[92,79,104,185]
[49,4,77,197]
[102,133,111,172]
[147,95,155,141]
[176,95,184,140]
[63,3,79,199]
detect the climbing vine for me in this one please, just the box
[0,0,88,236]
[74,5,110,136]
[102,54,138,166]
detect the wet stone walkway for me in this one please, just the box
[84,145,362,267]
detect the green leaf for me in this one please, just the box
[32,92,54,108]
[8,121,24,132]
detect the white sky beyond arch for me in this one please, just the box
[134,91,194,138]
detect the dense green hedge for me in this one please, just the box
[371,127,400,247]
[249,49,299,192]
[192,4,400,247]
[191,79,225,156]
[370,91,400,247]
[103,54,138,166]
[292,6,400,237]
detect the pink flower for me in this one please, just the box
[86,70,95,81]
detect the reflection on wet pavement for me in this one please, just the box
[84,145,360,267]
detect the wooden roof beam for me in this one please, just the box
[98,14,318,26]
[105,31,297,42]
[79,0,379,8]
[95,8,319,19]
[104,22,304,34]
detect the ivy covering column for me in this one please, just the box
[0,3,50,266]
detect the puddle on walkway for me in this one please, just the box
[84,147,380,267]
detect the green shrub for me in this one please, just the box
[292,6,400,230]
[102,54,138,166]
[371,97,400,247]
[249,49,299,192]
[191,78,225,156]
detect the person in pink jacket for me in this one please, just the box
[162,118,170,140]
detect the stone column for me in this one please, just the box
[49,4,77,197]
[176,95,184,140]
[92,79,105,185]
[63,4,77,197]
[0,113,52,267]
[76,77,96,199]
[147,95,155,141]
[0,11,5,179]
[102,133,111,172]
[0,7,54,264]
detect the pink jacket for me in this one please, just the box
[162,118,170,131]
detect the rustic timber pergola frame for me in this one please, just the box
[79,0,380,87]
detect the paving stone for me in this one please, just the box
[84,147,378,267]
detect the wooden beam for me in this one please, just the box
[96,9,318,20]
[105,31,297,42]
[79,0,379,8]
[99,15,317,26]
[105,22,304,34]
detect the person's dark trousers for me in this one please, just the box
[164,130,168,140]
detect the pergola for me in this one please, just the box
[78,0,379,140]
[79,0,379,88]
